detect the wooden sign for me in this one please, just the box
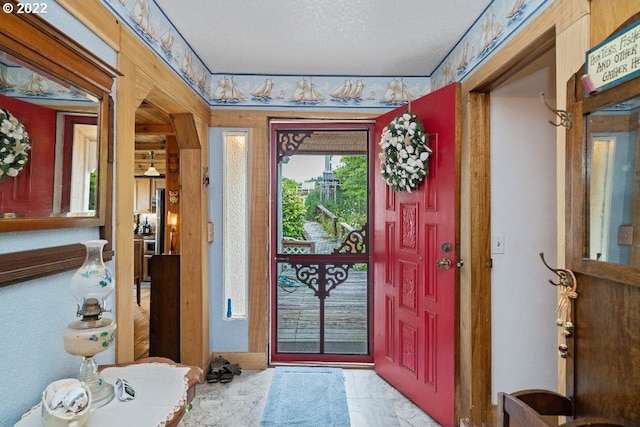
[586,19,640,93]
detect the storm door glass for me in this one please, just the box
[271,122,373,363]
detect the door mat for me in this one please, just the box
[260,366,351,427]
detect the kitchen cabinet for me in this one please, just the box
[135,177,165,213]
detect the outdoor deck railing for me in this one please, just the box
[316,204,338,237]
[282,237,315,254]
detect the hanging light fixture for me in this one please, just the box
[144,150,161,176]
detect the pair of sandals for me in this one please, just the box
[206,355,242,383]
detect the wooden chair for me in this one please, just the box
[497,389,630,427]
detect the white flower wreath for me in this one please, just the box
[0,107,31,181]
[379,112,431,192]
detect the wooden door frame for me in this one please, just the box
[458,2,583,423]
[114,58,210,370]
[113,42,210,372]
[462,49,559,427]
[210,111,377,369]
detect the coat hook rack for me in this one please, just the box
[539,252,575,288]
[540,92,572,130]
[539,252,578,359]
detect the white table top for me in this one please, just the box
[15,362,191,427]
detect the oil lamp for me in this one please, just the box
[63,240,117,408]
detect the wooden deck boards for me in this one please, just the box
[276,268,369,354]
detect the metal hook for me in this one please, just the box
[540,92,572,129]
[539,252,575,288]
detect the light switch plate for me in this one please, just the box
[618,225,633,245]
[492,234,505,254]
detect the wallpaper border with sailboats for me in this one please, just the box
[431,0,552,90]
[209,75,431,109]
[102,0,212,101]
[0,57,98,109]
[102,0,552,110]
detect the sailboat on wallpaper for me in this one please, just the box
[212,76,247,103]
[456,40,472,74]
[160,28,175,58]
[507,0,527,22]
[330,79,365,102]
[290,78,324,104]
[181,50,197,84]
[478,8,504,60]
[380,78,415,105]
[442,60,456,85]
[0,68,15,91]
[250,78,275,100]
[20,72,52,96]
[197,72,208,93]
[131,0,157,42]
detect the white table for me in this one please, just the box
[15,358,203,427]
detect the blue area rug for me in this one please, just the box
[260,366,351,427]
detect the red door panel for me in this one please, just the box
[374,83,460,427]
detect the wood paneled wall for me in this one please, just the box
[590,0,640,46]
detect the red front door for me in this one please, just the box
[373,83,460,427]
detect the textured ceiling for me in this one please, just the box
[154,0,492,76]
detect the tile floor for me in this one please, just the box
[180,367,441,427]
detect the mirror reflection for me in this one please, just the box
[586,95,640,265]
[0,49,100,218]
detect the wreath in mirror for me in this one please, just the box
[0,107,31,181]
[379,112,431,192]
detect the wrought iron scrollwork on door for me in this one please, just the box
[277,130,314,162]
[334,224,367,254]
[292,262,353,298]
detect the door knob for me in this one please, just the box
[436,258,452,269]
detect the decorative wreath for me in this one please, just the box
[379,112,431,192]
[0,107,31,181]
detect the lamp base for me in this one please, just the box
[78,356,115,408]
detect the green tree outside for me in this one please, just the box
[333,155,367,228]
[281,177,306,238]
[301,155,368,235]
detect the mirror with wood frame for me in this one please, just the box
[567,49,640,287]
[0,5,117,286]
[0,49,100,221]
[0,6,117,232]
[584,95,640,267]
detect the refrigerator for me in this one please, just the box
[154,188,166,254]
